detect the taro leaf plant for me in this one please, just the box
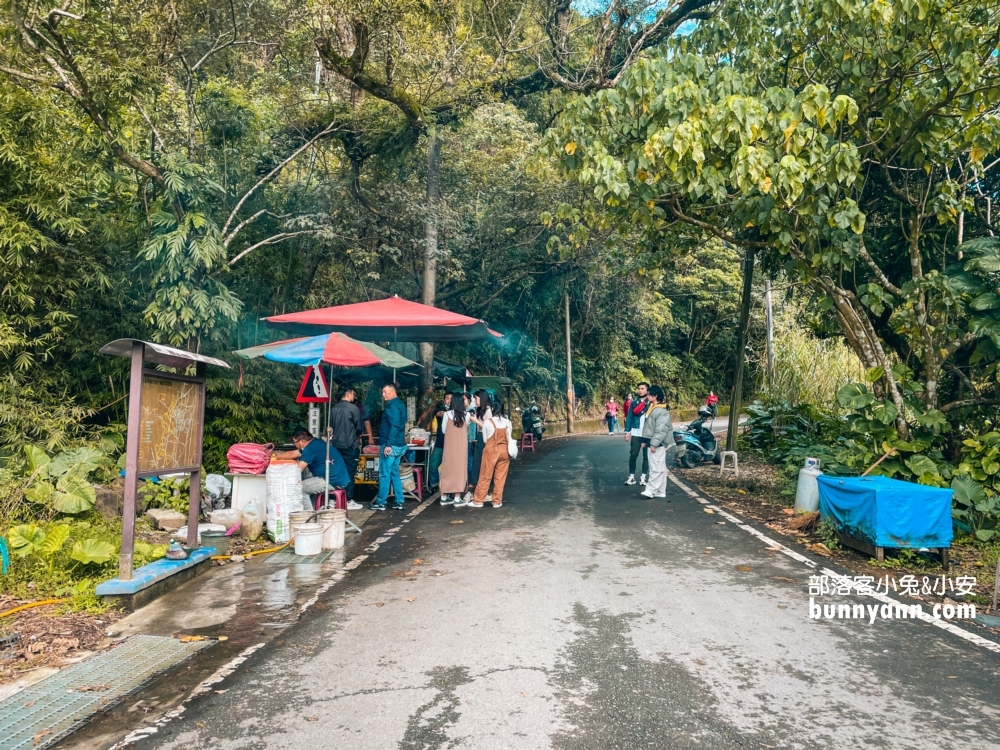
[8,523,71,573]
[951,476,998,542]
[23,445,112,516]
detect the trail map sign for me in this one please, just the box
[99,339,228,581]
[138,373,202,473]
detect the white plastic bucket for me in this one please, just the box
[318,509,346,550]
[288,510,315,540]
[293,523,324,556]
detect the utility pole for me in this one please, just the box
[419,131,440,413]
[565,288,574,434]
[727,249,755,451]
[764,278,775,387]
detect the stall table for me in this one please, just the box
[817,475,953,570]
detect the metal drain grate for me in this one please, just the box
[264,547,337,565]
[0,634,211,750]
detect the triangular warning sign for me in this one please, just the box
[296,365,330,403]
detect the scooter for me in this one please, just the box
[517,405,545,442]
[673,406,720,468]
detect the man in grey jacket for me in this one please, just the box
[640,385,672,498]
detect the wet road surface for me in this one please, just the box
[133,435,1000,749]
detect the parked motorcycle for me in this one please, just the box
[517,404,545,442]
[673,406,721,468]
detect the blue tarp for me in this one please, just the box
[817,475,953,549]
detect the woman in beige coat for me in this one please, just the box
[438,392,469,505]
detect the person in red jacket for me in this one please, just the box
[706,391,719,418]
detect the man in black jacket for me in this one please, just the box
[330,387,364,509]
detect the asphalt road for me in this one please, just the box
[136,435,1000,750]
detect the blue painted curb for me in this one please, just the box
[95,548,214,596]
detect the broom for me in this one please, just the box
[788,511,819,533]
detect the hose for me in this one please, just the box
[210,542,289,561]
[0,598,68,620]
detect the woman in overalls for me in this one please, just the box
[469,399,513,508]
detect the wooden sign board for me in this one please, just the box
[138,372,204,474]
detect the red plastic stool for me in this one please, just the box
[520,433,535,452]
[315,488,347,510]
[411,466,424,499]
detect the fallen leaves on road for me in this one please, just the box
[33,729,53,746]
[406,597,416,602]
[306,716,319,721]
[781,508,795,516]
[178,635,205,643]
[715,521,726,525]
[806,542,833,557]
[771,576,796,583]
[393,570,419,577]
[70,684,109,692]
[736,489,746,494]
[704,508,715,514]
[413,558,424,565]
[735,565,754,572]
[217,636,229,641]
[450,520,464,525]
[374,602,384,608]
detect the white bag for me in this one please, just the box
[497,418,518,458]
[265,463,301,543]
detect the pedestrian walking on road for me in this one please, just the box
[624,382,650,486]
[470,400,513,508]
[605,396,619,434]
[641,385,672,498]
[371,383,407,511]
[439,393,470,506]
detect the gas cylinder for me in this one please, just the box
[794,457,823,513]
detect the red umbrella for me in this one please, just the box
[264,295,499,342]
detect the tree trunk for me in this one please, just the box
[565,287,574,434]
[418,131,440,423]
[727,249,755,451]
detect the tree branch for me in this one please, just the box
[222,121,342,239]
[228,230,331,266]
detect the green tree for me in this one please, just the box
[550,0,1000,437]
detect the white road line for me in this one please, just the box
[666,472,999,653]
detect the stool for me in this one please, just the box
[411,466,424,499]
[520,433,535,452]
[315,488,347,510]
[719,451,739,477]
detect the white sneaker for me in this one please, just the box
[625,475,636,485]
[486,494,493,504]
[346,500,363,510]
[640,490,654,498]
[463,491,474,503]
[452,496,470,508]
[640,474,647,486]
